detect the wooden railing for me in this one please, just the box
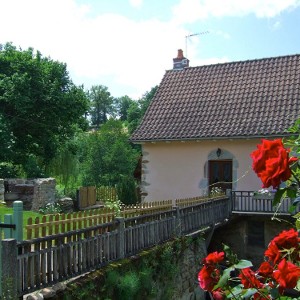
[13,196,230,297]
[25,201,173,239]
[231,191,300,214]
[3,192,299,297]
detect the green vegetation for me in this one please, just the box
[0,42,157,204]
[64,236,200,300]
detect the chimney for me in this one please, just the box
[173,49,189,70]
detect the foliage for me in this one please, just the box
[103,198,123,217]
[198,135,300,299]
[127,85,158,134]
[114,95,135,121]
[0,43,89,175]
[116,176,138,205]
[0,162,21,178]
[210,187,224,197]
[80,119,139,186]
[47,135,83,192]
[64,236,196,300]
[38,202,63,215]
[88,85,114,127]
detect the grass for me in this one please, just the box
[0,203,42,239]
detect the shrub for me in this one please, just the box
[116,176,138,205]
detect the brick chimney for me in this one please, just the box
[173,49,189,70]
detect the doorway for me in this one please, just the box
[208,160,232,192]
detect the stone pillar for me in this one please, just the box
[31,178,56,211]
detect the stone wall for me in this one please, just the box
[3,178,56,211]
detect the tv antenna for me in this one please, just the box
[185,31,209,57]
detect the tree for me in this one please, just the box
[80,119,139,187]
[127,85,158,134]
[88,85,114,127]
[114,95,135,121]
[139,85,158,116]
[0,43,89,174]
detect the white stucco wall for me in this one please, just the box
[141,139,264,202]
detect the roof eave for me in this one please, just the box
[130,133,294,144]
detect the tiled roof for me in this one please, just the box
[130,54,300,142]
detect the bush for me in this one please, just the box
[116,176,138,205]
[0,162,21,178]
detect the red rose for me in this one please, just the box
[273,259,300,290]
[198,265,220,291]
[258,261,273,277]
[250,139,297,188]
[265,242,281,264]
[271,228,299,250]
[265,229,300,263]
[203,251,225,265]
[239,268,263,289]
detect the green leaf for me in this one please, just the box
[227,285,243,298]
[214,267,234,289]
[286,186,297,199]
[233,259,253,269]
[273,188,286,206]
[241,288,257,298]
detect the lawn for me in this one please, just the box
[0,204,42,239]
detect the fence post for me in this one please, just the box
[3,214,13,239]
[116,217,125,259]
[13,201,23,241]
[226,189,232,215]
[173,206,182,237]
[1,239,18,299]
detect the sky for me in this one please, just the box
[1,0,300,99]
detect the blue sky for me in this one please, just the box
[1,0,300,99]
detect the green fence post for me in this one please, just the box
[13,201,23,241]
[3,214,13,239]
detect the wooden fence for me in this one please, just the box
[10,197,230,297]
[25,200,173,240]
[77,186,118,209]
[2,192,299,297]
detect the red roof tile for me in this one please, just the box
[130,54,300,142]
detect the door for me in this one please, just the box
[208,160,232,192]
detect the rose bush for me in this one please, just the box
[198,135,300,299]
[250,139,297,189]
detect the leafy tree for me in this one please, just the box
[114,95,135,121]
[81,119,139,187]
[139,85,158,116]
[127,86,158,134]
[0,43,89,173]
[88,85,114,127]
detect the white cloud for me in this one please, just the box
[0,0,186,98]
[129,0,143,8]
[1,0,297,99]
[172,0,300,24]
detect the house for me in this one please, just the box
[130,50,300,202]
